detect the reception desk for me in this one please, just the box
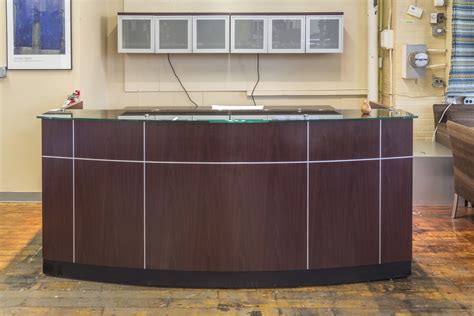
[39,107,415,288]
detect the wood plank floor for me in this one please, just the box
[0,203,473,315]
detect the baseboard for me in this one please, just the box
[0,192,42,202]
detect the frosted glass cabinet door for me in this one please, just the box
[306,15,344,53]
[268,16,305,53]
[156,16,192,53]
[231,16,267,53]
[193,16,229,53]
[118,16,155,53]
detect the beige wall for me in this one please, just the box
[0,0,122,192]
[381,0,450,142]
[0,0,449,192]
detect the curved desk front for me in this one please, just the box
[39,108,415,288]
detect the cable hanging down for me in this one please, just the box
[167,54,199,109]
[251,53,260,106]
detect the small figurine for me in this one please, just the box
[63,90,81,109]
[361,99,372,115]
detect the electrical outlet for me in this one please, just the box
[407,5,423,18]
[446,97,464,104]
[434,0,446,7]
[0,67,6,78]
[464,97,474,105]
[432,76,445,88]
[432,25,446,37]
[431,13,446,24]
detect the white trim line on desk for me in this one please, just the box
[42,156,414,165]
[306,121,310,270]
[379,120,382,265]
[143,122,146,270]
[72,120,75,264]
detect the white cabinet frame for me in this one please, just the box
[231,15,267,54]
[118,16,155,54]
[305,15,344,53]
[268,16,306,54]
[155,16,193,53]
[193,15,230,53]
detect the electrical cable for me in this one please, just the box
[167,54,199,109]
[432,101,454,143]
[251,53,260,106]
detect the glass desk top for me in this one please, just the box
[38,106,417,122]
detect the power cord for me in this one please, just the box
[432,101,454,143]
[167,54,199,109]
[251,53,260,106]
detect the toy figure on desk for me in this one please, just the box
[62,90,81,109]
[361,99,372,115]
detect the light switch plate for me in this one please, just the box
[407,5,424,19]
[0,67,6,78]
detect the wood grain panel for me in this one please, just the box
[42,158,73,262]
[146,122,306,162]
[75,121,143,160]
[75,160,143,269]
[382,120,413,158]
[381,159,413,263]
[42,120,72,157]
[309,120,379,160]
[309,161,379,269]
[146,164,306,272]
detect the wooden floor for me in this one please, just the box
[0,203,473,315]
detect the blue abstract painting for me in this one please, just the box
[14,0,65,55]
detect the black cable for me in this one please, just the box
[167,53,199,109]
[251,53,260,106]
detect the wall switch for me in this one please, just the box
[434,0,446,7]
[431,12,446,24]
[0,67,6,78]
[381,29,394,49]
[407,5,424,19]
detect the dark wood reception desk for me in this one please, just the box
[39,107,415,288]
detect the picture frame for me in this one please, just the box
[6,0,72,70]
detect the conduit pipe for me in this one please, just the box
[368,0,379,102]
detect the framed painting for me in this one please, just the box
[6,0,72,70]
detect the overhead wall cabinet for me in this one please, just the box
[231,16,268,53]
[193,16,230,53]
[118,16,155,53]
[117,13,343,54]
[306,15,344,53]
[268,16,306,53]
[156,16,193,53]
